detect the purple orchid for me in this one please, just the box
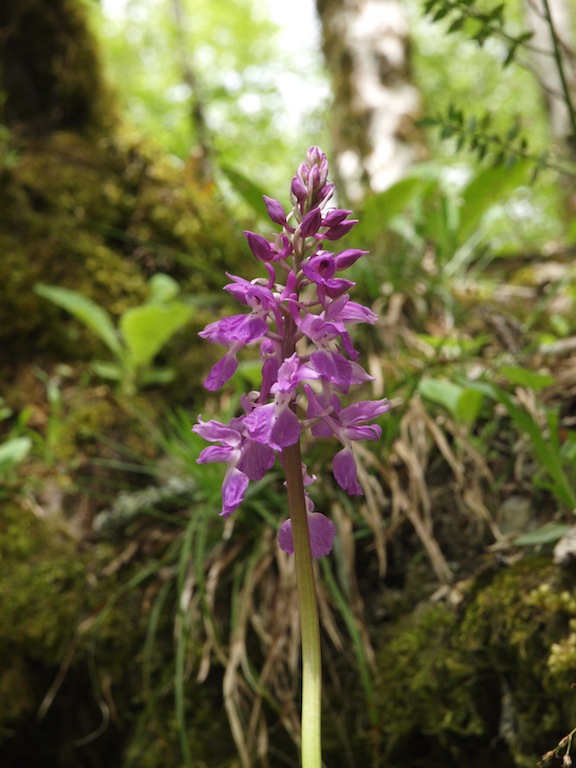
[193,147,388,557]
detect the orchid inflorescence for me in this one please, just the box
[193,146,389,558]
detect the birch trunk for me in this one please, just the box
[315,0,425,202]
[523,0,576,157]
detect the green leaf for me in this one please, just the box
[0,436,32,475]
[418,378,464,419]
[120,302,194,368]
[514,523,571,547]
[148,273,180,304]
[356,175,435,241]
[34,283,122,358]
[456,388,485,428]
[91,360,123,381]
[219,163,269,218]
[416,116,439,128]
[456,159,529,246]
[139,367,176,386]
[419,377,484,428]
[500,366,555,391]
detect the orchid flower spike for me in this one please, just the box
[193,147,389,557]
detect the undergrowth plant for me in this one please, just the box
[35,273,194,395]
[419,0,576,179]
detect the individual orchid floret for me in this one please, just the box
[322,218,358,240]
[302,251,355,298]
[263,195,289,227]
[243,354,318,449]
[244,231,294,263]
[298,208,323,238]
[304,385,389,494]
[193,416,275,516]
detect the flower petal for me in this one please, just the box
[278,518,294,555]
[277,512,335,558]
[333,447,363,495]
[237,439,276,481]
[221,467,249,517]
[204,353,239,391]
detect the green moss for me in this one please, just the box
[0,125,245,372]
[374,558,576,767]
[0,503,86,661]
[377,604,486,757]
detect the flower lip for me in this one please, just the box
[278,511,335,558]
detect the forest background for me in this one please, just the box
[2,0,576,767]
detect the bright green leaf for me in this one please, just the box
[356,175,435,241]
[34,283,122,358]
[0,437,32,475]
[418,378,464,419]
[120,302,194,368]
[500,366,555,391]
[515,523,571,547]
[148,273,180,304]
[456,160,529,246]
[456,388,485,428]
[91,360,123,381]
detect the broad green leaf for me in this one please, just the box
[356,176,434,242]
[0,436,32,475]
[456,388,485,428]
[419,377,484,428]
[120,302,194,368]
[456,160,529,246]
[148,273,180,304]
[418,378,463,419]
[91,360,123,381]
[515,523,571,547]
[219,164,269,219]
[34,283,122,358]
[500,366,554,391]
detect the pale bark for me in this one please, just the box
[523,0,576,157]
[315,0,425,202]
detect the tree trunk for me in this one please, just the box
[523,0,576,217]
[523,0,576,157]
[315,0,425,202]
[0,0,113,134]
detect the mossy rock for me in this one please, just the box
[0,126,246,372]
[0,497,240,767]
[374,557,576,767]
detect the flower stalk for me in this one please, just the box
[283,439,322,768]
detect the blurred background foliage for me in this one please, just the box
[3,0,576,766]
[95,0,331,201]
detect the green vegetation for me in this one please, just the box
[35,274,195,393]
[2,0,576,766]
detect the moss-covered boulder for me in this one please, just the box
[375,557,576,767]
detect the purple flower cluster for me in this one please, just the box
[193,147,389,557]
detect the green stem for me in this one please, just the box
[282,439,322,768]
